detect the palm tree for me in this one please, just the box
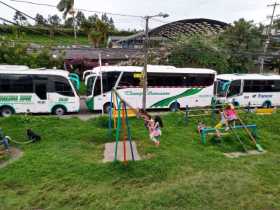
[57,0,74,19]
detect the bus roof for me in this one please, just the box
[217,74,280,81]
[93,65,217,74]
[0,68,70,77]
[0,65,29,71]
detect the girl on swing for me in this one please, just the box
[142,114,163,146]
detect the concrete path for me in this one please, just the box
[103,141,141,162]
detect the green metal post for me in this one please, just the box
[114,98,122,162]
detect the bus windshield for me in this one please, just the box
[86,76,96,96]
[217,79,230,97]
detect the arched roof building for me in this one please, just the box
[116,18,229,48]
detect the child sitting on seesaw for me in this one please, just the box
[215,104,238,137]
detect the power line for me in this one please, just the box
[8,0,143,18]
[0,0,77,39]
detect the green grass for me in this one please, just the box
[3,33,89,46]
[0,112,280,210]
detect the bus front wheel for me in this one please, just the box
[262,101,272,108]
[0,106,14,117]
[52,106,66,116]
[103,102,114,114]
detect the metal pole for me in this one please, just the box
[260,2,279,73]
[99,53,104,115]
[142,16,149,111]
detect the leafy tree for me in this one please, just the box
[89,31,102,48]
[219,18,263,73]
[64,17,74,28]
[57,0,74,19]
[167,35,229,73]
[35,13,47,26]
[75,11,86,27]
[13,11,28,26]
[88,14,99,26]
[0,37,64,68]
[48,15,61,26]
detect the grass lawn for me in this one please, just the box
[3,33,89,46]
[0,112,280,209]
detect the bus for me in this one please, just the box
[86,65,217,112]
[216,74,280,107]
[83,69,95,80]
[0,67,80,116]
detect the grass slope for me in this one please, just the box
[3,33,89,46]
[0,112,280,210]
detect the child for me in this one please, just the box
[215,108,229,138]
[148,116,163,146]
[224,104,238,127]
[197,122,206,134]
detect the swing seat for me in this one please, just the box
[113,109,136,118]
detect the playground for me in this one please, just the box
[0,109,280,209]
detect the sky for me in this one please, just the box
[0,0,278,30]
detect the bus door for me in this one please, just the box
[33,77,49,112]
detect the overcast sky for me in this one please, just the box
[0,0,278,30]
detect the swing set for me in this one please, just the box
[108,88,142,163]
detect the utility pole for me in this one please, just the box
[142,13,169,111]
[260,2,280,73]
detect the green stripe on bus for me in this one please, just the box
[150,88,202,108]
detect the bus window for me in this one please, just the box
[54,80,75,97]
[227,80,241,97]
[119,72,140,87]
[103,72,120,92]
[0,74,33,93]
[86,76,95,96]
[147,73,215,87]
[35,83,47,100]
[216,79,230,97]
[94,77,101,96]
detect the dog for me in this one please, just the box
[27,129,41,143]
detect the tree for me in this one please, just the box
[88,14,99,26]
[75,11,86,27]
[219,18,263,73]
[167,35,229,73]
[57,0,74,19]
[64,17,74,28]
[48,15,61,26]
[35,13,47,26]
[13,11,28,26]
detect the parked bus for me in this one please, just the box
[216,74,280,107]
[0,67,80,116]
[86,65,217,112]
[83,69,95,80]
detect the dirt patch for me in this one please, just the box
[103,141,141,163]
[0,147,23,169]
[224,150,267,158]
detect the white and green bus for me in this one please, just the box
[86,65,217,112]
[0,67,80,116]
[216,74,280,107]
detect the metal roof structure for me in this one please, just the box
[117,18,229,45]
[149,18,229,39]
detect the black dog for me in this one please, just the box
[27,129,41,143]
